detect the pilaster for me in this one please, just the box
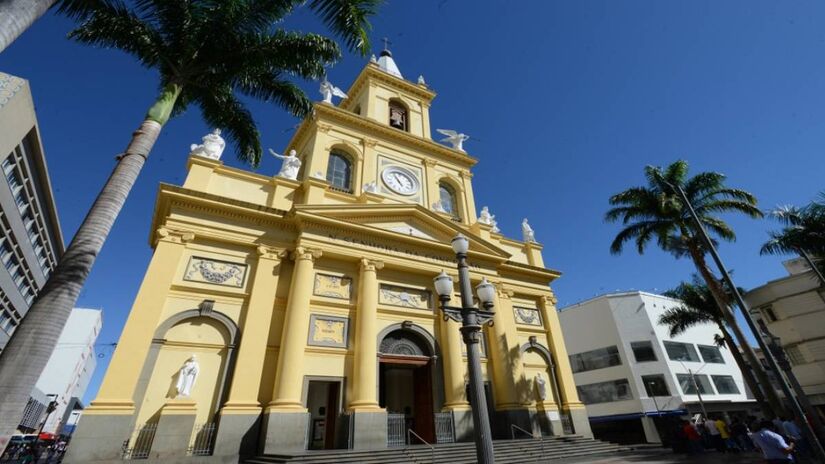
[183,155,221,191]
[488,285,528,410]
[537,295,584,411]
[267,246,323,411]
[222,246,286,411]
[438,289,470,411]
[349,258,384,410]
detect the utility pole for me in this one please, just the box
[688,369,709,420]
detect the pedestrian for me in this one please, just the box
[782,417,807,458]
[705,416,724,452]
[730,417,754,451]
[715,417,739,452]
[683,419,704,454]
[751,420,795,463]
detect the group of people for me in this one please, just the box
[674,414,808,462]
[0,440,67,463]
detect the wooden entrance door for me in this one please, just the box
[412,363,434,443]
[324,382,339,449]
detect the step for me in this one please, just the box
[246,437,626,464]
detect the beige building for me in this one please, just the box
[746,257,825,419]
[66,51,590,463]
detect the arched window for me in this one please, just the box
[326,151,352,192]
[439,183,458,218]
[388,100,408,131]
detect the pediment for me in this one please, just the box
[294,204,510,258]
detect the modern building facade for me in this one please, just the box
[33,308,101,436]
[67,51,590,463]
[559,291,758,445]
[746,257,825,419]
[0,71,64,350]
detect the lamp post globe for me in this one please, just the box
[476,277,496,307]
[433,271,454,299]
[451,233,470,255]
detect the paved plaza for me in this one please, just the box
[550,448,800,463]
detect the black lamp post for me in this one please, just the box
[434,233,496,464]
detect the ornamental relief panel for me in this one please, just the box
[313,273,352,300]
[379,284,432,310]
[514,307,542,327]
[184,257,247,288]
[307,314,349,348]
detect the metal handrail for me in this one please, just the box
[406,429,435,464]
[510,423,546,460]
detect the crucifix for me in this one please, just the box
[382,37,391,51]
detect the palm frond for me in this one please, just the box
[308,0,380,56]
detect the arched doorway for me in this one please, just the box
[521,340,563,436]
[378,326,440,443]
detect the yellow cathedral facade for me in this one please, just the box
[66,50,591,463]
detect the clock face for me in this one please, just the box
[381,166,420,196]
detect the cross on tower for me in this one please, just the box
[382,37,391,51]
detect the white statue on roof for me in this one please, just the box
[436,129,470,152]
[189,129,225,160]
[319,78,348,104]
[478,206,494,225]
[522,218,536,243]
[270,148,302,180]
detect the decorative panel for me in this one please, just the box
[184,257,247,288]
[514,307,542,327]
[379,284,432,310]
[307,314,349,348]
[313,273,352,300]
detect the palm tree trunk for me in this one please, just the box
[0,118,162,445]
[718,324,772,417]
[0,0,55,53]
[689,247,786,417]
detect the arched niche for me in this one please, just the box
[520,339,562,407]
[133,303,240,427]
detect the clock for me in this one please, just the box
[381,166,420,196]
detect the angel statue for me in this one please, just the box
[478,206,494,225]
[270,148,302,180]
[189,128,225,160]
[436,129,470,152]
[522,218,537,243]
[175,355,200,398]
[490,218,501,234]
[319,78,348,104]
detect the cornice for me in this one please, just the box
[499,260,561,282]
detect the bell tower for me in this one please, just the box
[286,47,479,224]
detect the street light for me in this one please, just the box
[434,233,496,464]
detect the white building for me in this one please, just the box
[746,257,825,419]
[34,308,101,436]
[559,291,758,444]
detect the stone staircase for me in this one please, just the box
[246,435,627,463]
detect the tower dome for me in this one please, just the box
[377,47,403,79]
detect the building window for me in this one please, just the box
[569,345,622,373]
[438,183,458,218]
[631,341,657,362]
[641,374,670,396]
[326,151,352,192]
[1,156,13,176]
[663,341,700,362]
[786,345,806,365]
[388,100,408,131]
[676,373,714,395]
[576,379,632,404]
[762,305,778,322]
[697,344,725,364]
[711,375,740,394]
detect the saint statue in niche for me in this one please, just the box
[535,372,547,401]
[175,355,200,398]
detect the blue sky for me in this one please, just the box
[2,1,824,403]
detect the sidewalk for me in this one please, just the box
[547,448,803,463]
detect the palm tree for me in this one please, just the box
[605,159,785,416]
[0,0,381,441]
[761,193,825,285]
[0,0,53,53]
[659,276,771,416]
